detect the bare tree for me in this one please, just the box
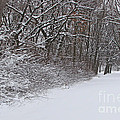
[0,0,119,74]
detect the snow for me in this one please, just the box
[0,71,120,120]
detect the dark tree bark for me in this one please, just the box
[0,0,7,27]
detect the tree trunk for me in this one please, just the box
[0,0,7,27]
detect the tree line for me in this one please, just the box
[0,0,120,74]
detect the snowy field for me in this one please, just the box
[0,71,120,120]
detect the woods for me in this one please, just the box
[0,0,120,74]
[0,0,120,104]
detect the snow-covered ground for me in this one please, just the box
[0,71,120,120]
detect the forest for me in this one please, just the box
[0,0,120,104]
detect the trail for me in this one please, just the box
[0,71,120,120]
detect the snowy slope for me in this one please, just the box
[0,71,120,120]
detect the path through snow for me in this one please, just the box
[0,71,120,120]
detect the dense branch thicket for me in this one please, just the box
[0,0,120,74]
